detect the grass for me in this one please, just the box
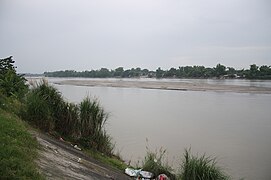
[179,148,230,180]
[0,109,43,179]
[142,146,176,179]
[84,149,128,171]
[23,80,115,155]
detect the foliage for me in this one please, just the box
[84,149,127,171]
[142,146,176,179]
[79,97,114,155]
[0,109,43,179]
[179,148,230,180]
[22,81,114,155]
[0,56,28,99]
[44,63,271,79]
[23,80,63,132]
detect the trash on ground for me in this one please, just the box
[125,168,141,177]
[125,168,153,179]
[74,144,81,151]
[157,174,169,180]
[77,158,82,163]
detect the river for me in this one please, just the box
[39,78,271,180]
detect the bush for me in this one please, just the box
[179,148,230,180]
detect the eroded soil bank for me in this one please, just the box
[31,131,130,180]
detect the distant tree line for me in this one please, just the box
[44,64,271,79]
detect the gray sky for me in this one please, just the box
[0,0,270,73]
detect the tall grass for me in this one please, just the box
[142,146,176,179]
[23,80,62,131]
[23,80,114,155]
[79,97,114,155]
[179,148,230,180]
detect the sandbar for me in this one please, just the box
[54,79,271,94]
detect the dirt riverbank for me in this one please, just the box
[55,79,271,94]
[31,131,130,180]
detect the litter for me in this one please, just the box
[125,168,153,179]
[157,174,169,180]
[74,144,81,151]
[77,158,82,163]
[139,171,153,179]
[125,168,141,177]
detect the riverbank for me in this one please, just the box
[55,79,271,94]
[32,130,130,179]
[0,110,43,179]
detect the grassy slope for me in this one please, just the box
[0,109,43,179]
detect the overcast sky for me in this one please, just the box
[0,0,270,73]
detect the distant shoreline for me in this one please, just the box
[54,79,271,94]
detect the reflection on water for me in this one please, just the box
[30,77,271,180]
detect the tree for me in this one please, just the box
[248,64,259,79]
[114,67,124,77]
[214,64,226,77]
[0,56,28,98]
[259,65,271,77]
[156,67,164,78]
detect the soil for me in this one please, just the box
[55,79,271,94]
[31,131,131,180]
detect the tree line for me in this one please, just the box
[44,64,271,79]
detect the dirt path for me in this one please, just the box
[56,79,271,94]
[32,131,130,180]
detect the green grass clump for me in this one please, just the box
[85,149,127,171]
[0,109,43,179]
[142,147,176,179]
[23,80,114,156]
[179,148,230,180]
[79,97,114,155]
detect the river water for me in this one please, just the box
[44,78,271,180]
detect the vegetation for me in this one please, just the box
[84,149,127,171]
[142,147,176,179]
[22,80,114,156]
[178,149,230,180]
[0,110,43,179]
[0,56,28,99]
[1,56,232,178]
[0,56,43,179]
[140,147,230,180]
[44,63,271,79]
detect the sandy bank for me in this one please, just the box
[55,79,271,94]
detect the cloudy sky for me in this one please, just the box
[0,0,270,73]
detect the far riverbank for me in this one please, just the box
[54,79,271,94]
